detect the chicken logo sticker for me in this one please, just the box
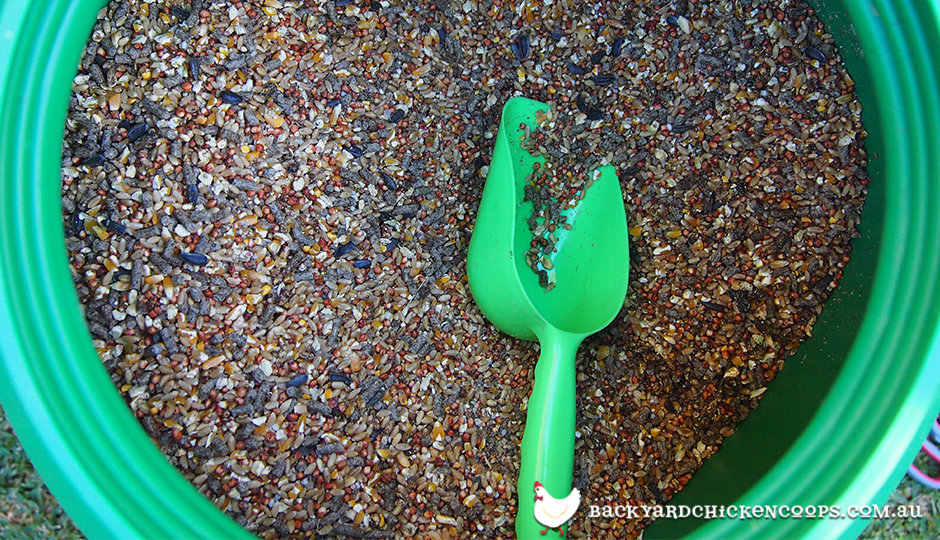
[533,481,581,536]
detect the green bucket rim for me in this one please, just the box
[1,1,939,539]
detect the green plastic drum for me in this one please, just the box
[1,1,939,539]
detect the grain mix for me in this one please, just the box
[61,0,869,538]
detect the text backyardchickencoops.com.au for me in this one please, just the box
[587,504,925,520]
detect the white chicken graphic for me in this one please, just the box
[533,481,581,536]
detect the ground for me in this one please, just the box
[0,404,83,540]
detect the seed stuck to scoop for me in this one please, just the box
[520,104,601,290]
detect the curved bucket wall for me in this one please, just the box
[1,1,939,539]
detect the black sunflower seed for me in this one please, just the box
[219,90,243,104]
[70,210,83,235]
[179,252,209,266]
[334,241,356,257]
[329,372,352,384]
[389,109,405,123]
[591,50,606,64]
[610,36,624,57]
[170,6,190,20]
[594,74,616,85]
[672,123,695,134]
[126,123,150,143]
[188,56,200,79]
[81,154,106,167]
[353,260,371,269]
[346,145,364,158]
[702,301,725,313]
[185,184,199,205]
[804,46,827,63]
[286,374,309,387]
[568,63,586,75]
[327,98,342,107]
[512,34,530,61]
[576,95,588,113]
[381,172,398,190]
[586,109,604,121]
[666,15,679,25]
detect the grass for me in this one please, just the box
[0,399,937,540]
[0,403,84,540]
[857,449,940,540]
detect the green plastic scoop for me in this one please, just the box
[467,97,629,538]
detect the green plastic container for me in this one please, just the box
[1,1,939,539]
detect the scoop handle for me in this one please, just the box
[516,328,583,539]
